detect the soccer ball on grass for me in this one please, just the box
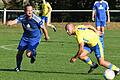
[104,69,115,80]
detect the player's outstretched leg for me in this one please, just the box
[15,50,24,72]
[98,58,120,75]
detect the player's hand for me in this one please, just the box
[97,31,102,36]
[92,17,95,21]
[44,36,50,41]
[70,57,77,63]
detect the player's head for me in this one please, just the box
[65,23,75,36]
[24,4,33,18]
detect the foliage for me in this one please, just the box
[1,0,120,21]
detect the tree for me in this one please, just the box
[2,0,29,9]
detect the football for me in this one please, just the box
[104,69,115,80]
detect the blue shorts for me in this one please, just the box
[17,37,39,56]
[84,43,104,59]
[96,20,106,27]
[41,16,48,23]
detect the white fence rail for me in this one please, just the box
[0,9,120,24]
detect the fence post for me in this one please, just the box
[3,8,6,24]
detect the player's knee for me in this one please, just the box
[26,50,32,58]
[79,53,86,60]
[98,59,105,66]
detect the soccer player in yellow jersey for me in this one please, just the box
[65,23,120,75]
[41,0,57,32]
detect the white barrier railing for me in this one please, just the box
[0,9,120,24]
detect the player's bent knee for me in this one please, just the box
[79,54,86,60]
[26,50,32,58]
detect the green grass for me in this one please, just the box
[0,23,120,80]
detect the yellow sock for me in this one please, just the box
[84,58,93,66]
[111,65,120,71]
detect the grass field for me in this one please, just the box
[0,23,120,80]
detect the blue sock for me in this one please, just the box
[83,58,93,66]
[108,64,113,69]
[100,34,104,49]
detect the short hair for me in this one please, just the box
[65,23,74,27]
[24,4,33,11]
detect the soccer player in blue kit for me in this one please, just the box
[92,0,110,49]
[7,4,49,72]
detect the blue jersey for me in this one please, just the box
[93,0,109,21]
[15,14,44,40]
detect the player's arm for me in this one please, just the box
[107,9,110,22]
[86,25,98,33]
[85,25,102,36]
[70,42,84,63]
[106,2,110,23]
[7,19,17,26]
[41,26,49,41]
[7,15,22,26]
[92,2,96,21]
[92,10,95,21]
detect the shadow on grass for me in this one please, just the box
[0,68,102,75]
[0,68,15,72]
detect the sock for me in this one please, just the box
[83,57,93,66]
[100,34,104,49]
[108,64,120,71]
[16,53,23,69]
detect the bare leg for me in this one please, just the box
[98,57,120,72]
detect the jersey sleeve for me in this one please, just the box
[15,16,22,23]
[105,1,109,10]
[38,20,44,28]
[15,15,26,24]
[93,1,97,10]
[32,14,44,28]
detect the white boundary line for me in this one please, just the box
[0,44,17,51]
[0,43,67,55]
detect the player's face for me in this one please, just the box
[25,6,33,18]
[66,27,73,36]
